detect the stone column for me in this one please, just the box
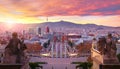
[64,42,67,58]
[60,43,63,58]
[51,42,54,58]
[56,42,58,58]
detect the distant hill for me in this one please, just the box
[0,21,117,32]
[37,21,80,28]
[36,21,113,30]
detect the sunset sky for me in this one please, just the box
[0,0,120,27]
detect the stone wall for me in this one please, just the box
[0,64,22,69]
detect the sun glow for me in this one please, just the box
[5,18,16,29]
[5,18,15,24]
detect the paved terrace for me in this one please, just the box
[30,57,87,69]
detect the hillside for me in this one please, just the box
[0,21,116,32]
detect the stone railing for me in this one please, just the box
[91,48,103,64]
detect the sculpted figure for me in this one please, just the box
[106,33,117,57]
[4,32,22,63]
[97,37,106,55]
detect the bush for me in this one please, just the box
[72,62,93,69]
[29,62,47,69]
[117,54,120,62]
[71,62,82,64]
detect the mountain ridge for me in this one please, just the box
[0,21,117,32]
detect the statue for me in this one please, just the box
[4,32,22,63]
[105,33,117,58]
[97,33,117,58]
[96,34,119,64]
[92,38,97,50]
[3,32,30,69]
[97,36,106,55]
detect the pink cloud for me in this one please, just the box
[1,0,120,16]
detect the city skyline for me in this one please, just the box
[0,0,120,27]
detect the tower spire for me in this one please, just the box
[46,17,48,22]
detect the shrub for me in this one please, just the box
[117,54,120,62]
[72,62,93,69]
[29,62,47,69]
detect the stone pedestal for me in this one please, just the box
[103,54,119,63]
[103,57,119,64]
[100,56,120,69]
[100,64,120,69]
